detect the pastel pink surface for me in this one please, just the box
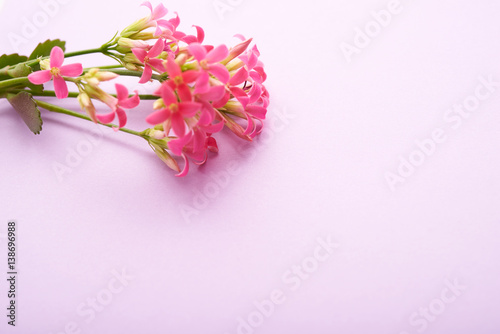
[1,0,500,334]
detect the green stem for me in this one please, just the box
[0,77,30,90]
[84,64,124,71]
[64,47,107,59]
[34,100,147,138]
[13,89,158,100]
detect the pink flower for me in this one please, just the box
[164,55,199,101]
[188,43,230,85]
[167,121,224,177]
[27,46,83,99]
[96,84,140,129]
[146,84,201,137]
[132,38,167,83]
[141,1,170,36]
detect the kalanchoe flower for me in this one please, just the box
[96,84,140,129]
[27,46,83,99]
[146,84,201,137]
[132,38,167,83]
[188,43,230,84]
[141,1,171,36]
[164,55,199,100]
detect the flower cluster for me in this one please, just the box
[25,1,269,177]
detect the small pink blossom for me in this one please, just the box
[27,46,83,99]
[188,43,230,85]
[132,38,167,83]
[96,84,140,129]
[146,84,201,137]
[141,1,170,36]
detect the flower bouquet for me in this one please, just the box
[0,2,269,176]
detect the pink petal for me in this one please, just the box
[139,65,153,84]
[206,44,229,63]
[148,38,165,58]
[193,72,210,95]
[175,154,190,177]
[115,83,129,102]
[231,87,250,108]
[182,35,197,44]
[178,102,201,118]
[198,85,225,102]
[171,112,186,137]
[157,20,175,32]
[169,12,180,29]
[229,67,249,86]
[243,113,255,136]
[149,58,166,73]
[59,63,83,77]
[154,26,163,37]
[146,108,170,125]
[121,94,140,109]
[246,105,267,120]
[50,46,64,68]
[248,84,262,104]
[141,1,153,13]
[168,132,193,155]
[27,70,52,85]
[198,104,214,126]
[208,63,230,83]
[116,107,127,128]
[166,56,181,77]
[53,76,68,99]
[203,121,225,134]
[249,70,263,84]
[96,111,116,124]
[152,3,168,20]
[177,84,192,102]
[193,25,205,43]
[253,66,267,82]
[160,84,177,105]
[132,48,148,62]
[212,91,230,109]
[182,70,200,83]
[188,43,207,62]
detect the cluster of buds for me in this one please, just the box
[27,2,269,176]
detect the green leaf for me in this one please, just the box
[0,53,28,69]
[7,91,43,135]
[28,39,66,60]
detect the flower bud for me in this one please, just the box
[77,92,97,123]
[40,59,51,71]
[118,37,150,49]
[221,38,252,65]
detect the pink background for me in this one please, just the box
[1,0,500,333]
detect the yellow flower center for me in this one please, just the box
[200,60,209,70]
[169,103,179,113]
[50,67,60,77]
[174,75,184,86]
